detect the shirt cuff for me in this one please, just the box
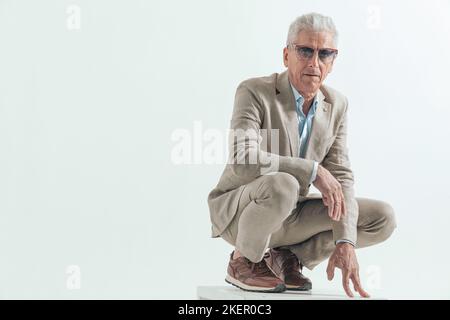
[309,161,319,184]
[335,239,355,246]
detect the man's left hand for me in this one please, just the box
[326,243,370,298]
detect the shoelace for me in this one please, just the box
[248,260,273,277]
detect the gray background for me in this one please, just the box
[0,0,449,299]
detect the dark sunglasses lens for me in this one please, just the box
[318,49,336,61]
[297,47,314,58]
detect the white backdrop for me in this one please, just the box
[0,0,449,299]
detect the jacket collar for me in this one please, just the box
[275,70,332,159]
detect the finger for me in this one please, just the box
[335,192,342,221]
[332,192,341,221]
[342,270,354,298]
[322,195,333,219]
[326,259,335,281]
[336,191,344,221]
[322,195,329,207]
[341,192,347,217]
[323,194,333,219]
[351,273,370,298]
[328,193,336,220]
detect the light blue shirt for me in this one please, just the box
[290,83,319,184]
[290,83,354,247]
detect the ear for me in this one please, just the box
[283,47,289,68]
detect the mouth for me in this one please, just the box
[304,74,320,78]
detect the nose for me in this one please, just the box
[308,51,320,67]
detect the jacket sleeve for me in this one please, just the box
[321,98,358,244]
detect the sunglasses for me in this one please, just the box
[289,44,338,63]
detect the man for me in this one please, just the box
[207,13,396,298]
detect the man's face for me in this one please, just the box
[283,30,337,97]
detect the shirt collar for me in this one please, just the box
[289,82,319,116]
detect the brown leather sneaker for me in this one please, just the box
[264,248,312,291]
[225,252,286,293]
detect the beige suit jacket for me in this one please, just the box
[207,70,358,244]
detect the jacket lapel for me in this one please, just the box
[304,91,332,160]
[276,71,332,160]
[276,71,299,157]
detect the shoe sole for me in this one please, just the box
[286,283,312,291]
[225,275,286,293]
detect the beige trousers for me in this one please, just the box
[220,172,397,270]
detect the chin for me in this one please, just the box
[301,82,319,90]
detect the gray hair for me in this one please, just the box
[286,13,338,47]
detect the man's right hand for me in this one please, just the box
[312,164,346,221]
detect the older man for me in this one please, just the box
[207,13,396,298]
